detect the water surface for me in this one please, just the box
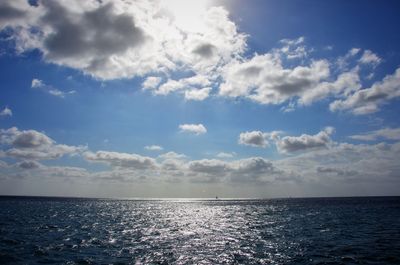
[0,196,399,264]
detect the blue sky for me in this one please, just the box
[0,0,400,198]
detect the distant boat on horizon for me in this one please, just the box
[216,196,219,200]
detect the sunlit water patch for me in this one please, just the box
[0,197,399,264]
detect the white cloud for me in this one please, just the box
[83,150,157,170]
[184,87,212,101]
[142,76,162,90]
[219,53,331,105]
[31,78,75,98]
[0,127,399,188]
[239,128,334,154]
[31,78,44,88]
[179,123,207,135]
[359,50,382,66]
[158,151,187,160]
[279,36,309,59]
[153,75,211,97]
[2,1,394,115]
[188,159,230,175]
[299,68,361,105]
[230,157,279,182]
[330,68,400,115]
[336,48,361,70]
[0,107,12,117]
[238,131,269,148]
[216,152,235,158]
[48,89,76,98]
[2,1,246,81]
[11,129,53,148]
[0,127,85,160]
[277,141,400,184]
[349,128,400,141]
[276,127,334,153]
[144,145,163,151]
[155,79,185,95]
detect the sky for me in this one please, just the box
[0,0,400,198]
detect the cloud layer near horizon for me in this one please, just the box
[0,126,399,189]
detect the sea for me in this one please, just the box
[0,196,399,264]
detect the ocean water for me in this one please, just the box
[0,197,399,264]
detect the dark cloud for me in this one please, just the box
[316,166,358,177]
[192,43,216,58]
[12,130,53,148]
[238,131,268,148]
[231,157,279,182]
[0,127,85,160]
[41,1,145,66]
[0,2,25,23]
[188,159,229,175]
[17,160,42,169]
[84,151,157,170]
[330,68,400,115]
[276,127,334,153]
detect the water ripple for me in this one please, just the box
[0,197,399,264]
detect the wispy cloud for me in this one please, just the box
[31,78,75,98]
[349,128,400,141]
[0,107,12,117]
[144,145,163,151]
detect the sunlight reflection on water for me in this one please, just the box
[0,197,399,264]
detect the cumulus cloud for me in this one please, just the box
[350,128,400,141]
[330,68,400,115]
[184,87,212,101]
[230,157,279,182]
[0,127,85,160]
[0,0,36,29]
[238,131,269,148]
[299,69,361,105]
[239,128,335,154]
[144,145,163,151]
[153,75,211,97]
[179,123,207,135]
[186,157,281,183]
[219,53,332,105]
[1,0,246,81]
[155,79,185,95]
[83,151,156,170]
[0,107,12,117]
[12,129,53,148]
[1,127,398,187]
[142,76,162,90]
[31,78,44,88]
[188,159,230,175]
[2,0,394,115]
[276,127,335,153]
[158,151,187,160]
[16,160,42,170]
[277,141,400,184]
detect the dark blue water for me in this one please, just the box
[0,197,399,264]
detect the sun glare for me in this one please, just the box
[162,0,211,32]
